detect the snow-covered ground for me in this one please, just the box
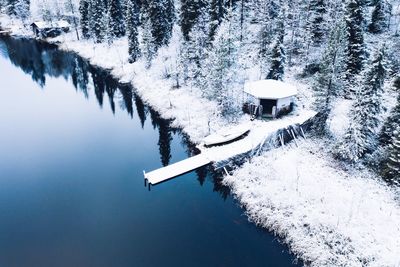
[224,139,400,267]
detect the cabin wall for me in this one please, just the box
[277,97,292,110]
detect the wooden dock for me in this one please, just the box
[144,154,211,185]
[143,110,317,187]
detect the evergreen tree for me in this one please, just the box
[309,0,326,45]
[380,95,400,146]
[91,0,107,43]
[6,0,29,20]
[127,0,140,63]
[180,0,205,40]
[266,18,285,81]
[79,0,91,38]
[209,0,225,40]
[204,7,242,119]
[180,10,210,87]
[337,89,368,162]
[13,0,30,21]
[338,44,387,161]
[382,127,400,182]
[6,0,16,16]
[344,0,365,83]
[312,21,346,134]
[358,44,387,150]
[141,17,156,68]
[369,0,387,33]
[108,0,125,39]
[142,0,175,48]
[258,0,281,62]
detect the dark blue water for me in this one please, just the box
[0,36,300,267]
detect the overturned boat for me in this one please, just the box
[203,125,250,147]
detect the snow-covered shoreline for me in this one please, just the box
[2,17,400,267]
[224,139,400,267]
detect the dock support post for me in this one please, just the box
[223,167,230,176]
[300,126,306,139]
[143,170,147,187]
[148,183,151,191]
[279,133,284,147]
[290,129,298,147]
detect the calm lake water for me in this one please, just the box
[0,36,300,267]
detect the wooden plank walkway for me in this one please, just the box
[143,110,317,186]
[144,154,211,185]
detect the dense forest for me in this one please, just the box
[1,0,400,183]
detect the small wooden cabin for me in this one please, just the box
[244,79,297,119]
[31,20,70,38]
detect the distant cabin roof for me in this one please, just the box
[31,20,70,29]
[244,80,297,99]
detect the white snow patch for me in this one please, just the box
[328,98,352,139]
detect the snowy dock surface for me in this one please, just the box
[145,110,317,185]
[200,110,317,162]
[144,154,211,185]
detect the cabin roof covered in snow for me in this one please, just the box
[31,20,70,29]
[244,80,297,99]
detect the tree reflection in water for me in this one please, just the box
[0,36,231,199]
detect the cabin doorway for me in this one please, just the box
[260,99,276,115]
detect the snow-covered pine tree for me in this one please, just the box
[309,0,326,45]
[338,44,387,161]
[382,126,400,182]
[108,0,125,40]
[13,0,30,21]
[177,11,207,92]
[337,89,368,162]
[209,0,225,40]
[141,17,156,68]
[6,0,29,19]
[266,16,285,81]
[180,0,205,40]
[5,0,16,15]
[344,0,365,89]
[312,21,346,135]
[358,44,387,151]
[180,7,210,87]
[37,0,52,22]
[80,0,91,38]
[258,0,280,64]
[369,0,387,33]
[380,94,400,145]
[142,0,175,48]
[127,0,140,63]
[284,0,306,66]
[91,0,107,43]
[204,6,242,119]
[179,36,197,84]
